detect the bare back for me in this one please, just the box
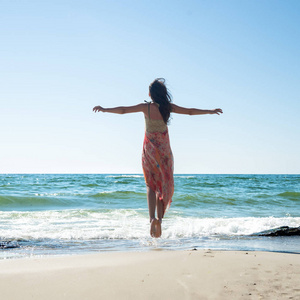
[144,103,164,120]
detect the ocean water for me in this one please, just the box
[0,174,299,259]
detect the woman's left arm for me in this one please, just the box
[93,103,147,114]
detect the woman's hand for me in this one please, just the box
[210,108,223,115]
[93,106,104,112]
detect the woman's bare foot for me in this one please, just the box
[156,219,162,238]
[150,218,157,237]
[150,218,161,238]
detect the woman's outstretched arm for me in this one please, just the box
[171,104,223,115]
[93,103,147,114]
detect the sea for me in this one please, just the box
[0,174,299,259]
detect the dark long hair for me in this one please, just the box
[149,78,172,124]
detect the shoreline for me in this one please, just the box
[1,246,300,260]
[0,250,299,299]
[1,234,300,260]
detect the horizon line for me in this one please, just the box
[0,173,299,175]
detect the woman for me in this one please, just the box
[93,78,222,238]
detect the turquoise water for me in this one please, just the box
[0,174,299,258]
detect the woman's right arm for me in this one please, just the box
[93,103,147,114]
[171,104,223,115]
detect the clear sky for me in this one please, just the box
[1,0,299,174]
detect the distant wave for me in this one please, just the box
[277,191,300,200]
[174,175,196,179]
[106,175,143,179]
[0,190,146,210]
[81,183,99,187]
[0,195,77,209]
[89,191,145,199]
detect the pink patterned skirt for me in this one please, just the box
[142,129,174,217]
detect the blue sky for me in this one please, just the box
[1,0,299,174]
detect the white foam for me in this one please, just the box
[1,210,300,241]
[163,216,300,238]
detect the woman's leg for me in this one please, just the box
[147,186,156,222]
[155,198,163,237]
[147,186,157,237]
[147,186,163,238]
[156,198,164,223]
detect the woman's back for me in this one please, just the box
[146,103,164,120]
[145,103,167,133]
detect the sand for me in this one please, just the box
[0,250,299,299]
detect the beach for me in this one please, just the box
[0,250,299,300]
[1,174,299,299]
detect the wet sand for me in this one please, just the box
[0,250,299,299]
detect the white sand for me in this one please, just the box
[0,250,299,299]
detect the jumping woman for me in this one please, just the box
[93,78,222,238]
